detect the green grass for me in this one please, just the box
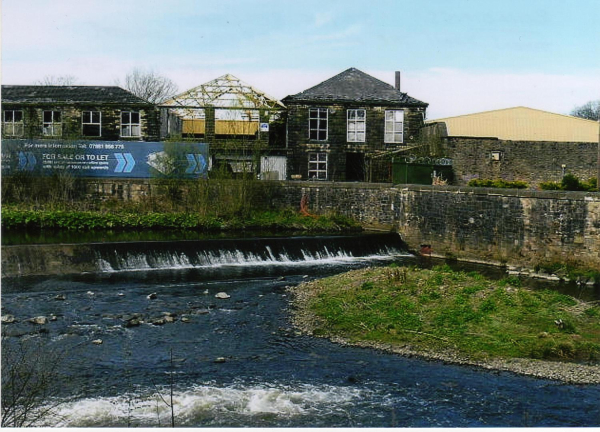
[0,206,361,233]
[300,264,600,362]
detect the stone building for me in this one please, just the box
[1,85,160,141]
[282,68,428,182]
[160,75,287,180]
[425,106,599,187]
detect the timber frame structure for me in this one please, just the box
[159,74,287,179]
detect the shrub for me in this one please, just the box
[468,179,528,189]
[540,175,598,191]
[538,181,562,190]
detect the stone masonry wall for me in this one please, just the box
[271,182,600,270]
[443,137,598,187]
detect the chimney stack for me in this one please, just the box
[395,71,401,91]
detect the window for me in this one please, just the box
[384,110,404,143]
[347,109,366,142]
[121,111,141,137]
[82,111,101,136]
[309,108,328,141]
[3,110,24,136]
[308,152,327,179]
[42,110,62,136]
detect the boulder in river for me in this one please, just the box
[215,292,231,299]
[147,293,158,300]
[124,318,141,327]
[1,315,16,324]
[28,316,48,325]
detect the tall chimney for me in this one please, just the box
[395,71,401,91]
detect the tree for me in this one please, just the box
[34,75,79,86]
[119,68,178,104]
[570,100,600,121]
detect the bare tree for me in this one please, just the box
[34,75,79,86]
[119,68,178,104]
[570,100,600,121]
[1,336,66,427]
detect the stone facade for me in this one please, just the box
[442,136,598,187]
[1,104,160,141]
[1,86,160,142]
[285,103,426,182]
[283,68,428,183]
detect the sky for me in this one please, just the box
[2,0,599,119]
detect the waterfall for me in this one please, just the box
[94,233,410,272]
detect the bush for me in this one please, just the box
[467,179,528,189]
[540,175,598,191]
[538,181,562,190]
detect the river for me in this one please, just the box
[1,233,599,427]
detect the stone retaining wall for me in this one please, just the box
[272,182,600,269]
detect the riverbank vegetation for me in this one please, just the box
[1,174,361,233]
[292,265,600,364]
[1,206,360,233]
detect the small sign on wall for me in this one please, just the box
[260,123,269,132]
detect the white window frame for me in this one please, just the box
[42,110,62,136]
[308,152,327,180]
[384,109,404,144]
[120,111,141,137]
[82,110,102,137]
[3,110,24,136]
[309,108,328,141]
[347,109,366,142]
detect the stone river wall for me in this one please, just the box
[270,182,600,270]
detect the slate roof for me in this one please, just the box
[283,68,428,107]
[1,85,153,105]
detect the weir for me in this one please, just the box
[1,232,411,277]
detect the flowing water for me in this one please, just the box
[2,233,599,427]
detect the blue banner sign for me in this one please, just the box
[1,140,209,179]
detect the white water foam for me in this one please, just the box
[36,382,367,427]
[97,247,411,273]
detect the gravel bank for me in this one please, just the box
[288,282,600,385]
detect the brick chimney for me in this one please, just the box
[395,71,401,91]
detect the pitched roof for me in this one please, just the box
[1,85,153,105]
[162,74,285,109]
[427,106,599,142]
[283,68,428,107]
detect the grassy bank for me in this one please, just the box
[292,265,600,364]
[1,207,361,233]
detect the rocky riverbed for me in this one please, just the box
[288,281,600,385]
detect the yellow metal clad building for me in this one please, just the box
[428,106,599,143]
